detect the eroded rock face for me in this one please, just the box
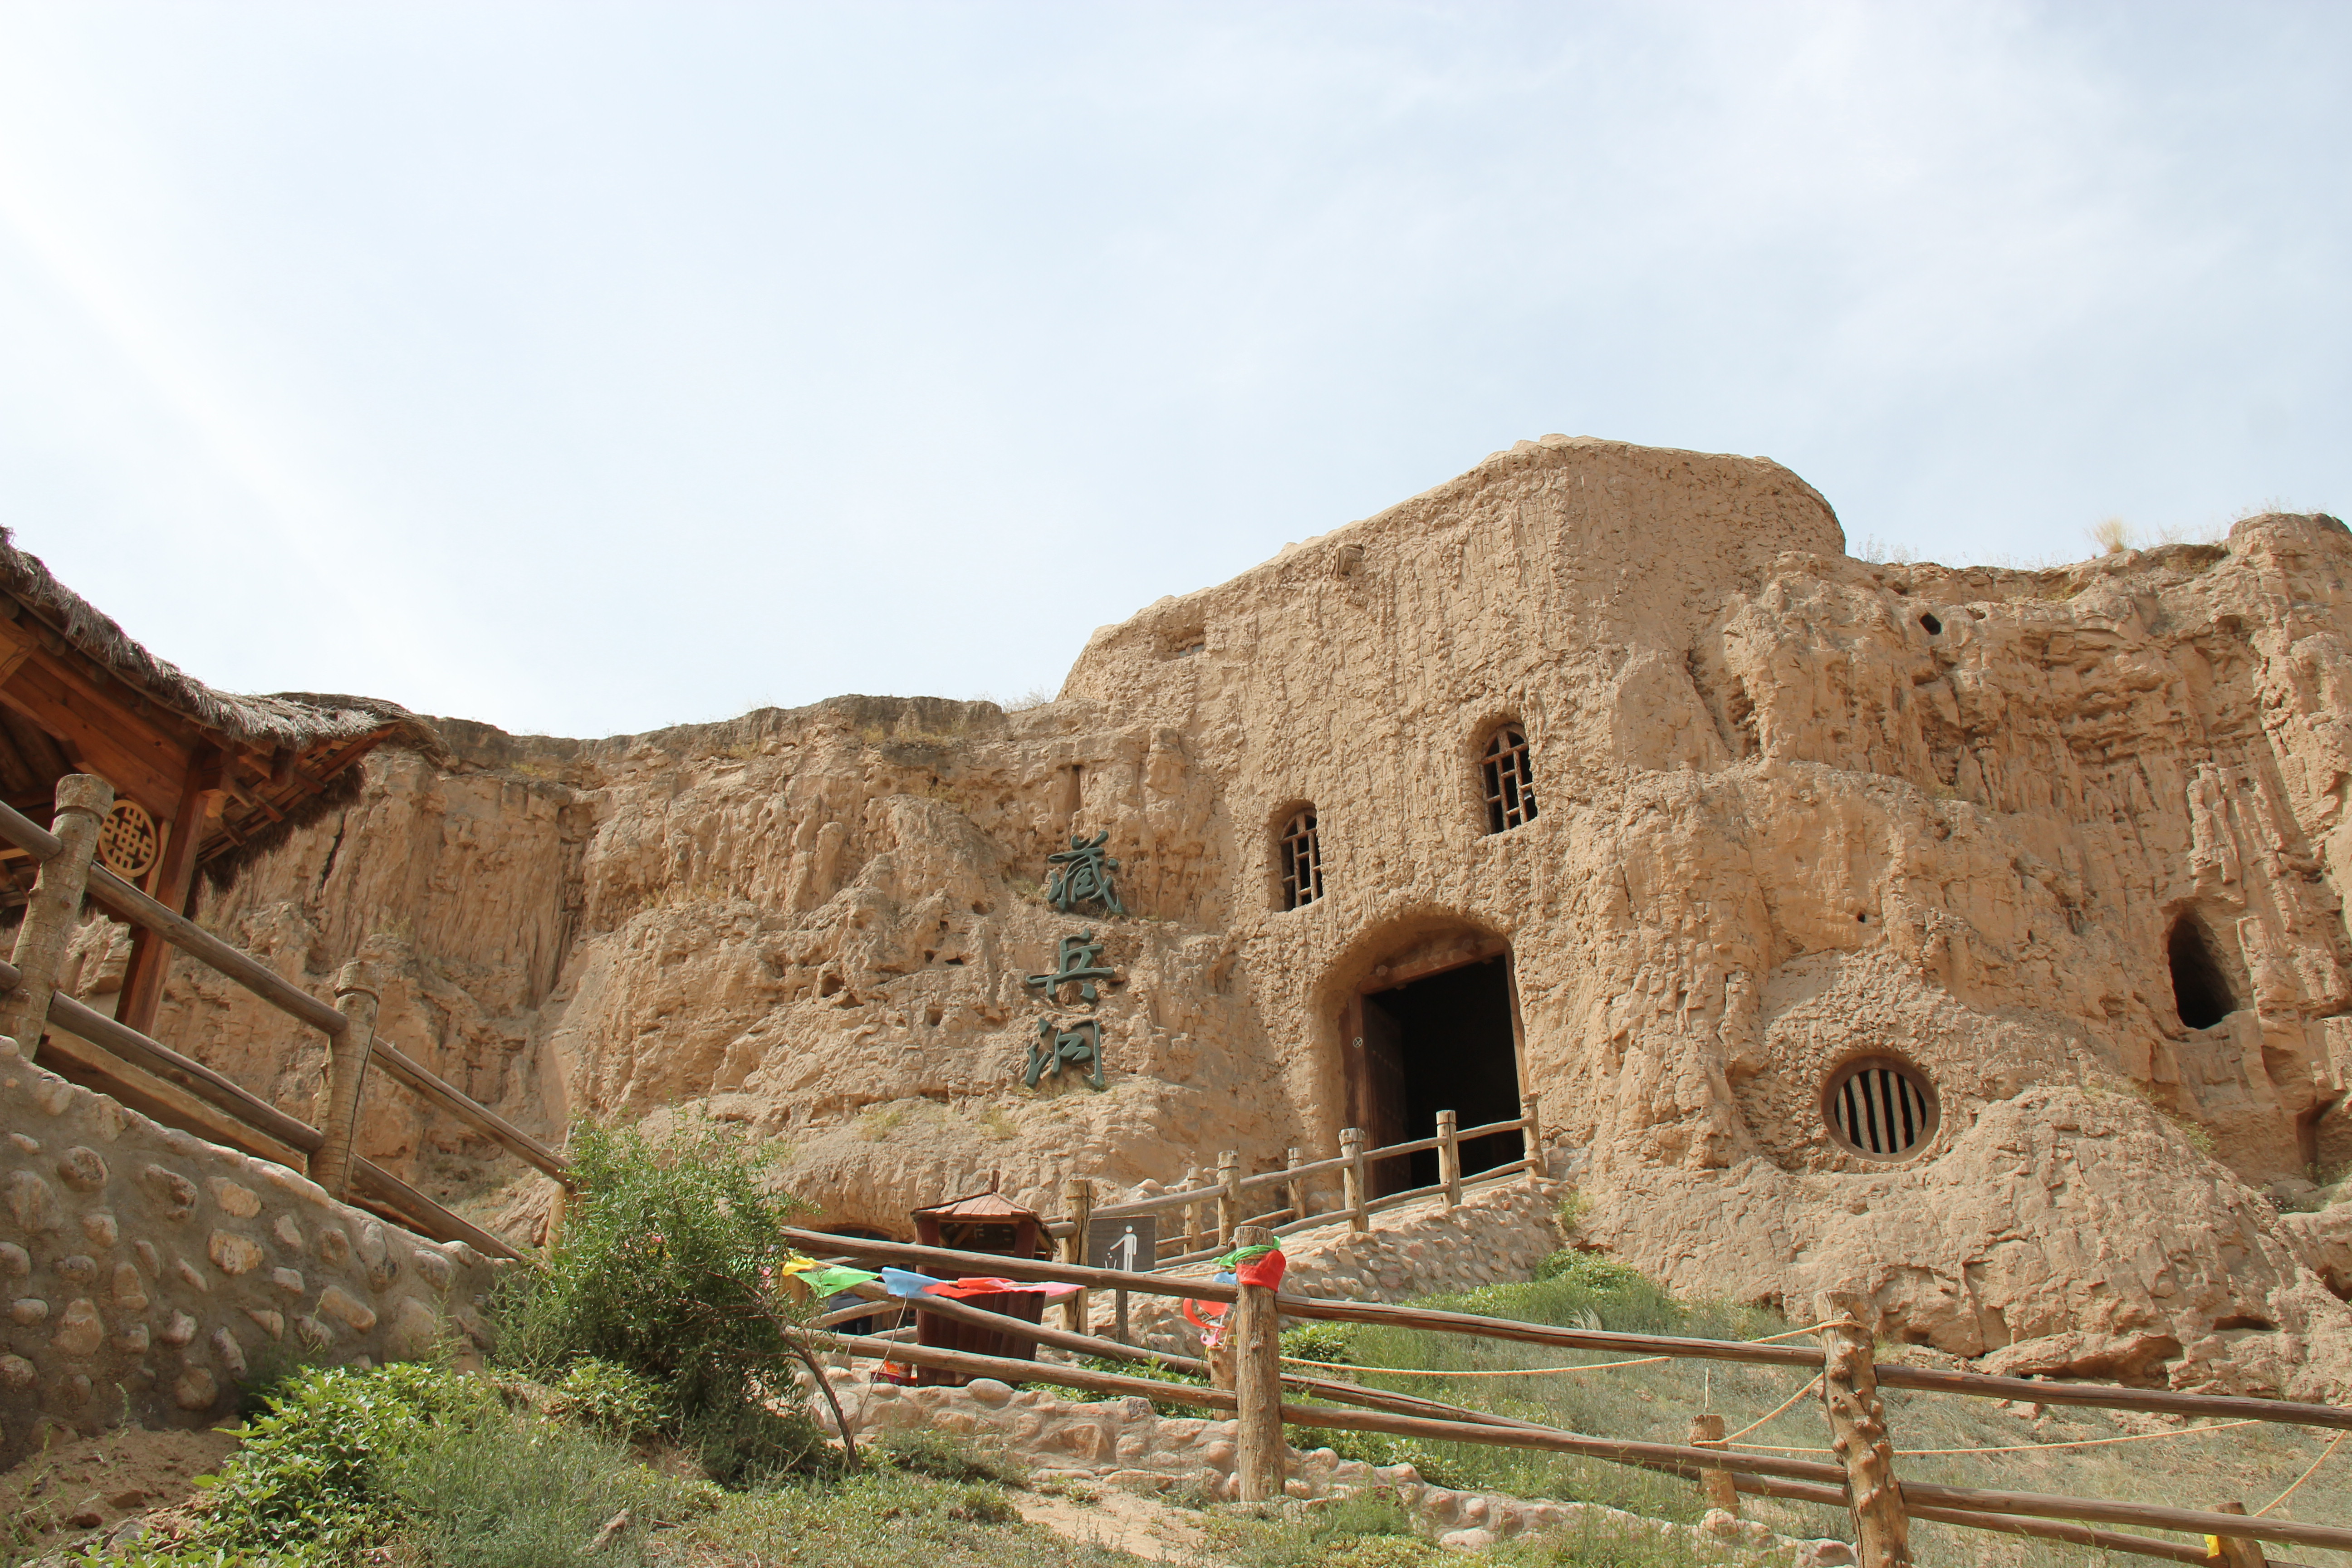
[63,436,2352,1398]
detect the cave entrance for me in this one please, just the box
[2168,913,2239,1030]
[1345,941,1525,1197]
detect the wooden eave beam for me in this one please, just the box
[196,725,403,872]
[0,655,187,811]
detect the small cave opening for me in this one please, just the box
[1919,612,1943,636]
[2168,914,2238,1030]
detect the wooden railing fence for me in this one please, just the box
[789,1227,2352,1568]
[1044,1095,1546,1269]
[0,778,569,1260]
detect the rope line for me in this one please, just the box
[2257,1429,2346,1517]
[1280,1353,1672,1377]
[1726,1375,1821,1441]
[1729,1420,2264,1457]
[1276,1322,1838,1382]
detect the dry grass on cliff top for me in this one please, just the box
[1285,1259,2351,1568]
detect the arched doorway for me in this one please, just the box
[1340,927,1527,1196]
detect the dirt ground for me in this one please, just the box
[0,1425,240,1557]
[1014,1483,1220,1563]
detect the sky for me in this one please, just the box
[0,2,2345,739]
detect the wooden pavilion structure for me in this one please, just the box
[0,527,442,1036]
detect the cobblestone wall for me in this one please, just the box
[1,1036,500,1465]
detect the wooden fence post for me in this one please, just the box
[1690,1413,1738,1515]
[1,774,112,1059]
[1341,1127,1370,1233]
[2210,1502,2269,1568]
[1284,1146,1303,1223]
[1063,1178,1093,1334]
[310,960,381,1197]
[1216,1151,1241,1247]
[1182,1165,1202,1256]
[1230,1223,1284,1503]
[1816,1299,1912,1568]
[1437,1109,1461,1209]
[1521,1092,1545,1184]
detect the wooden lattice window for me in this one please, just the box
[98,799,160,879]
[1279,809,1323,911]
[1480,725,1538,834]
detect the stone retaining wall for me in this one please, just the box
[1,1036,500,1465]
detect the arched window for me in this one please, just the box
[2168,914,2237,1029]
[1480,725,1538,834]
[1279,808,1323,911]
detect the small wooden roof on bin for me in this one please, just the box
[911,1187,1047,1269]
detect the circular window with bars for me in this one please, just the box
[1822,1057,1939,1161]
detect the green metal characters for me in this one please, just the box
[1024,835,1124,1090]
[1046,830,1124,916]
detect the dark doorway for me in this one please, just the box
[2168,915,2238,1030]
[1357,956,1524,1195]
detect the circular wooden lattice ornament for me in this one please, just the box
[98,798,159,879]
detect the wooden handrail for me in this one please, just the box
[1086,1108,1535,1224]
[0,798,62,860]
[1455,1114,1525,1141]
[907,1286,1557,1435]
[797,1226,2352,1435]
[828,1329,1851,1487]
[850,1332,2350,1556]
[1875,1361,2352,1431]
[1902,1503,2214,1566]
[84,862,351,1038]
[20,969,518,1261]
[2,799,572,1190]
[364,1037,570,1182]
[1732,1478,2221,1566]
[351,1158,521,1261]
[1088,1179,1226,1220]
[1896,1477,2352,1554]
[1366,1133,1443,1158]
[43,985,323,1156]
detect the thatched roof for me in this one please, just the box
[0,529,443,758]
[0,528,446,891]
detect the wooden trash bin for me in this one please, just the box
[911,1285,1047,1386]
[908,1187,1051,1387]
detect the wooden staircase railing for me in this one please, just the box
[0,777,564,1260]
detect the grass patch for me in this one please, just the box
[380,1416,700,1568]
[1021,1355,1214,1419]
[679,1467,1126,1566]
[876,1426,1031,1487]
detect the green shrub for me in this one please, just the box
[544,1357,671,1440]
[1280,1321,1357,1369]
[498,1116,823,1479]
[1533,1254,1646,1292]
[185,1361,497,1563]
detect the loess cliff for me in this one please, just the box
[57,435,2352,1402]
